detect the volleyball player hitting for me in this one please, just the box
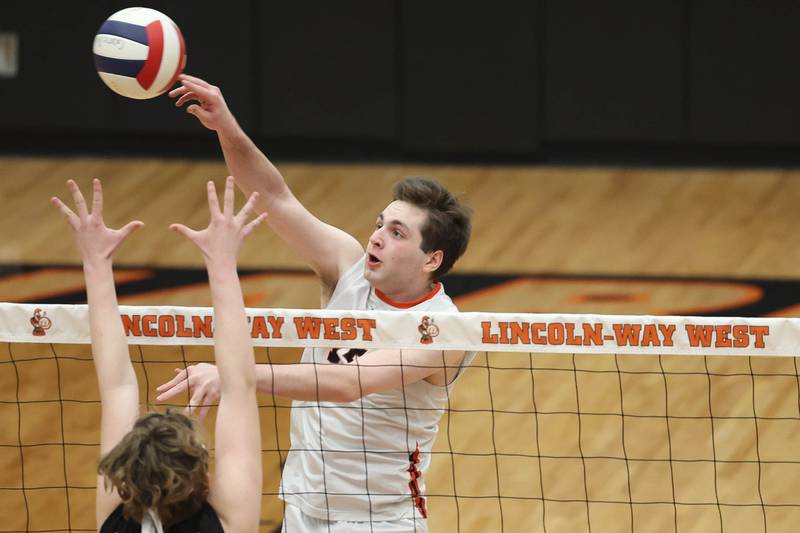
[156,75,474,532]
[51,177,265,532]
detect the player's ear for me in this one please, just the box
[423,250,443,274]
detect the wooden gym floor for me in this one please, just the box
[1,156,800,532]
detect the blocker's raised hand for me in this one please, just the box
[51,178,143,263]
[170,176,266,266]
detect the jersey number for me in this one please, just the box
[327,348,367,364]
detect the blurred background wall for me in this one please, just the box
[4,1,800,164]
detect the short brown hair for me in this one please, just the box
[97,410,209,527]
[393,176,472,279]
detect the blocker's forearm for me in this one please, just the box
[84,259,138,399]
[207,260,257,395]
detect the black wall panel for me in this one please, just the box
[0,2,255,138]
[257,2,396,140]
[6,3,800,159]
[402,1,538,154]
[0,2,114,133]
[688,1,800,143]
[543,0,683,142]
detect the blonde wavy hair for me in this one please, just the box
[97,410,209,526]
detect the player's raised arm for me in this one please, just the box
[170,74,363,292]
[170,176,265,533]
[50,179,144,527]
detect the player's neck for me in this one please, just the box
[374,280,440,308]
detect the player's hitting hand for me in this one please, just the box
[50,179,143,263]
[170,176,266,267]
[169,74,236,133]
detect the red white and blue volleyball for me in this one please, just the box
[93,7,186,100]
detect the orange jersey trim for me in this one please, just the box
[375,283,442,309]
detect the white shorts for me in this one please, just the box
[281,503,429,533]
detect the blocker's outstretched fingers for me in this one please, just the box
[91,178,103,216]
[242,213,268,239]
[223,176,235,217]
[170,223,198,242]
[67,179,89,218]
[235,191,261,224]
[206,180,221,215]
[117,220,144,240]
[50,197,79,229]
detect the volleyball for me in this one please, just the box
[93,7,186,100]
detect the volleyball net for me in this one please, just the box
[1,302,799,532]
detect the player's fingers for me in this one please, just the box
[155,379,189,401]
[168,85,189,98]
[241,212,268,239]
[186,104,214,124]
[91,178,103,217]
[206,180,221,215]
[169,223,199,242]
[67,180,89,218]
[187,388,208,414]
[197,404,212,421]
[180,79,213,100]
[235,191,260,222]
[175,91,197,108]
[118,220,144,240]
[155,368,187,392]
[50,197,79,227]
[223,176,235,217]
[186,103,210,117]
[180,74,212,89]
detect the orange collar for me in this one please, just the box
[374,283,442,309]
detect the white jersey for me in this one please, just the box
[280,256,475,522]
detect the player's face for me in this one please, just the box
[365,201,438,297]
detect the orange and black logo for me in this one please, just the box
[418,315,439,345]
[30,308,52,337]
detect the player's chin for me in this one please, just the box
[363,266,382,283]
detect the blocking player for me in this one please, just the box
[53,178,265,532]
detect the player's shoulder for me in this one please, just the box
[321,254,368,308]
[427,283,458,311]
[333,254,368,289]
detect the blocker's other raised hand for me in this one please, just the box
[170,176,266,266]
[51,179,143,263]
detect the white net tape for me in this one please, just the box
[2,302,797,355]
